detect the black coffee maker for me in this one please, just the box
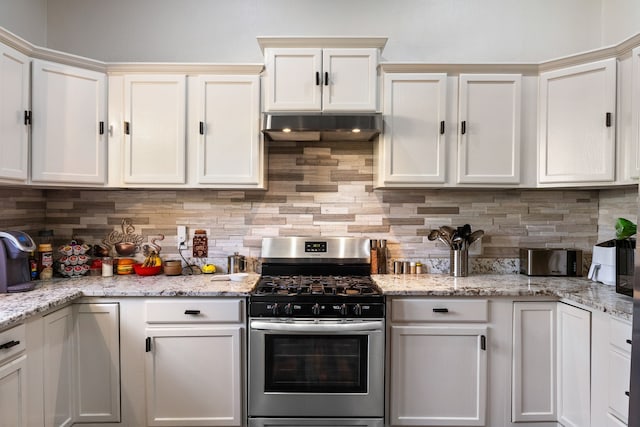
[0,231,37,293]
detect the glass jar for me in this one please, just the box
[192,230,208,258]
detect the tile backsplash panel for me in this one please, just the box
[0,142,637,273]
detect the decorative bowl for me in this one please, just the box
[133,263,162,276]
[115,242,139,256]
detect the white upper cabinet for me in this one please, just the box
[31,60,107,185]
[630,46,640,180]
[377,73,448,186]
[457,74,522,184]
[264,48,378,112]
[195,75,264,188]
[538,59,617,184]
[123,74,186,184]
[0,43,29,182]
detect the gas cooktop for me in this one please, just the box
[253,275,381,297]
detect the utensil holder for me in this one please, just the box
[450,249,469,277]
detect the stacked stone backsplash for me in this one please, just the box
[0,142,637,274]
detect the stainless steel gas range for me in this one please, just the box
[248,237,385,427]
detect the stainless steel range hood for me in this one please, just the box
[262,113,382,142]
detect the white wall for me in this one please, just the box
[41,0,606,63]
[601,0,640,45]
[0,0,47,45]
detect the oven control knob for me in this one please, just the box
[284,303,293,316]
[271,303,279,316]
[340,304,348,316]
[312,303,321,316]
[353,304,363,316]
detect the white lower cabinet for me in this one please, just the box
[388,298,488,426]
[511,302,557,422]
[557,302,591,427]
[43,306,74,427]
[0,354,27,427]
[73,302,121,423]
[0,324,27,427]
[144,298,244,426]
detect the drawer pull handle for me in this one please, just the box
[480,335,486,351]
[626,391,630,397]
[627,339,632,345]
[440,121,445,135]
[0,340,20,350]
[184,310,201,315]
[606,112,612,127]
[145,337,151,352]
[433,308,449,313]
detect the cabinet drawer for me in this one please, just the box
[610,317,632,355]
[0,323,26,365]
[146,298,244,323]
[608,349,631,424]
[391,299,488,322]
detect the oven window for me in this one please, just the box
[264,334,368,393]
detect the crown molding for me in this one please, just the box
[380,62,539,76]
[257,36,388,53]
[106,62,264,75]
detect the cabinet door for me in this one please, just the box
[322,48,378,112]
[145,326,242,426]
[73,303,120,423]
[539,59,616,184]
[264,48,322,111]
[123,74,186,184]
[511,302,556,422]
[0,355,27,427]
[557,303,591,427]
[32,60,107,184]
[631,46,640,180]
[0,43,29,182]
[379,73,447,186]
[197,75,263,187]
[457,74,521,184]
[43,306,74,427]
[390,325,487,426]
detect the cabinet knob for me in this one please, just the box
[184,309,201,315]
[315,72,320,86]
[433,308,449,313]
[124,121,130,135]
[324,71,329,86]
[199,121,205,135]
[606,112,612,127]
[440,121,445,135]
[461,121,467,135]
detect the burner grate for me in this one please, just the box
[254,275,380,296]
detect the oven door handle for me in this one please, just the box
[250,320,384,332]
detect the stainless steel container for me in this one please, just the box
[228,252,246,273]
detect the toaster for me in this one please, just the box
[519,248,583,276]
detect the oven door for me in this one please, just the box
[248,319,384,418]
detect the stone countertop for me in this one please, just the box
[0,272,633,330]
[0,273,260,330]
[373,274,633,321]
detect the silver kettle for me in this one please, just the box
[227,252,246,274]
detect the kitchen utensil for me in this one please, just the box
[228,252,246,273]
[427,229,440,241]
[468,230,484,245]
